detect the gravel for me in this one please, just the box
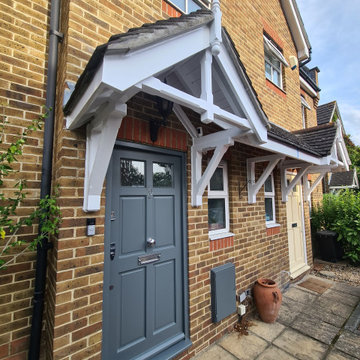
[311,259,360,287]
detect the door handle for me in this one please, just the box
[147,237,156,248]
[292,223,297,228]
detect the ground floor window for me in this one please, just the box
[264,173,276,225]
[208,162,229,236]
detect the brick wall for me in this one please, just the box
[221,0,305,131]
[0,0,49,358]
[0,0,318,359]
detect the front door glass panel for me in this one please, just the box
[120,159,145,187]
[153,162,173,188]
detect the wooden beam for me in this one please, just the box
[281,164,310,202]
[303,170,327,203]
[83,102,127,212]
[247,154,285,203]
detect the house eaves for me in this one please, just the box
[281,0,310,61]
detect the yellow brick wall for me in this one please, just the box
[0,0,318,359]
[0,0,49,358]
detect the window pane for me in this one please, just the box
[121,159,145,187]
[265,62,272,80]
[210,167,224,191]
[264,175,273,193]
[188,0,201,12]
[273,69,281,87]
[265,198,274,222]
[208,198,226,231]
[169,0,185,11]
[153,162,173,187]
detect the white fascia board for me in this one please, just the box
[66,62,104,130]
[300,76,317,97]
[215,44,268,143]
[240,134,329,166]
[281,0,310,61]
[102,26,211,93]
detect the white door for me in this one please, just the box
[286,175,308,278]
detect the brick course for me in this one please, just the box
[0,0,322,359]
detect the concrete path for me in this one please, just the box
[193,275,360,360]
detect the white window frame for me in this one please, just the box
[208,161,230,238]
[301,95,311,129]
[264,35,289,90]
[168,0,210,13]
[264,173,276,226]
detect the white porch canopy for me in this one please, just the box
[64,1,350,212]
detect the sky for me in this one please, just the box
[297,0,360,145]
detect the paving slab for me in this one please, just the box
[192,344,237,360]
[290,313,340,345]
[301,303,347,328]
[321,289,360,307]
[248,317,285,342]
[283,286,318,305]
[326,349,358,360]
[273,328,328,360]
[277,297,305,326]
[335,330,360,358]
[256,345,297,360]
[218,332,268,360]
[331,282,360,298]
[316,297,355,319]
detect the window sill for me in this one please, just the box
[266,224,281,236]
[209,232,234,241]
[266,223,281,229]
[266,79,286,98]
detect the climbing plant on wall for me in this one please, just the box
[0,106,61,269]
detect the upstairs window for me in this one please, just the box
[264,173,276,226]
[264,35,288,89]
[208,162,229,237]
[301,95,311,128]
[168,0,209,13]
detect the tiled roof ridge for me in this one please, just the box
[318,100,336,108]
[292,122,336,134]
[108,9,213,43]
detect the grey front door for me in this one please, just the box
[103,145,186,360]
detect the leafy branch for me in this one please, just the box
[0,106,61,270]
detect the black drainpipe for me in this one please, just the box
[28,0,62,359]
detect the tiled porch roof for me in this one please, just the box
[329,170,358,187]
[64,9,214,115]
[269,122,337,157]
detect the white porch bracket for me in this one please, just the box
[83,102,127,212]
[173,104,199,139]
[303,170,327,203]
[247,154,285,204]
[191,128,242,206]
[280,163,311,202]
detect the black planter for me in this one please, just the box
[316,230,344,263]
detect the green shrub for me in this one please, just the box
[311,190,360,265]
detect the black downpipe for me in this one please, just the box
[28,0,62,359]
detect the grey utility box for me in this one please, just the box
[211,263,236,323]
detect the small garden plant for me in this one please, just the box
[0,106,61,270]
[311,190,360,265]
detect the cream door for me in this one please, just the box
[286,175,308,278]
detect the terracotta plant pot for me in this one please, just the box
[253,278,282,323]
